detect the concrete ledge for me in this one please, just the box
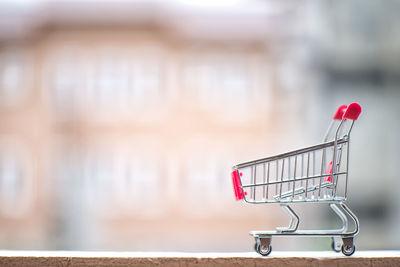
[0,250,399,266]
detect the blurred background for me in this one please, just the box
[0,0,399,252]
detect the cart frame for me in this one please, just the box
[231,103,362,256]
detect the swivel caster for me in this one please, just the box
[254,237,272,256]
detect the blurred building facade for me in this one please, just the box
[0,0,400,251]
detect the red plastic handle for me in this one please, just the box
[231,170,244,201]
[343,103,362,120]
[333,105,347,120]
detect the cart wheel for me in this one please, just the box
[331,237,341,252]
[255,239,272,256]
[341,244,355,256]
[331,241,340,252]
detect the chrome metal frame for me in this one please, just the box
[232,110,360,256]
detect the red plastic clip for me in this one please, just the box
[325,161,333,182]
[231,170,245,200]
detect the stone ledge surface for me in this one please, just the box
[0,250,399,266]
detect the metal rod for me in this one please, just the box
[266,162,270,200]
[275,160,279,196]
[330,204,348,233]
[301,154,304,187]
[274,180,333,200]
[252,165,256,200]
[234,139,348,169]
[323,120,334,142]
[340,202,360,236]
[276,205,299,233]
[345,142,350,198]
[250,166,254,200]
[288,157,291,192]
[332,120,345,197]
[279,159,285,199]
[292,155,297,198]
[262,163,266,199]
[305,152,310,198]
[312,150,315,199]
[241,172,346,188]
[318,148,324,198]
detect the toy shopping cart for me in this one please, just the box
[231,103,362,256]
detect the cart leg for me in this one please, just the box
[330,204,348,233]
[276,204,299,233]
[340,203,359,236]
[254,237,272,256]
[341,237,356,256]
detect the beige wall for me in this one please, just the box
[0,27,308,250]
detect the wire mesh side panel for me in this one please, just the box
[238,140,349,203]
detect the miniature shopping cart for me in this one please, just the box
[231,103,362,256]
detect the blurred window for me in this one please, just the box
[0,145,32,217]
[52,61,80,112]
[0,49,30,107]
[183,52,256,121]
[82,149,163,217]
[48,45,164,119]
[85,47,163,119]
[185,55,251,102]
[48,46,83,115]
[183,154,233,215]
[215,62,249,100]
[114,155,162,210]
[131,58,162,103]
